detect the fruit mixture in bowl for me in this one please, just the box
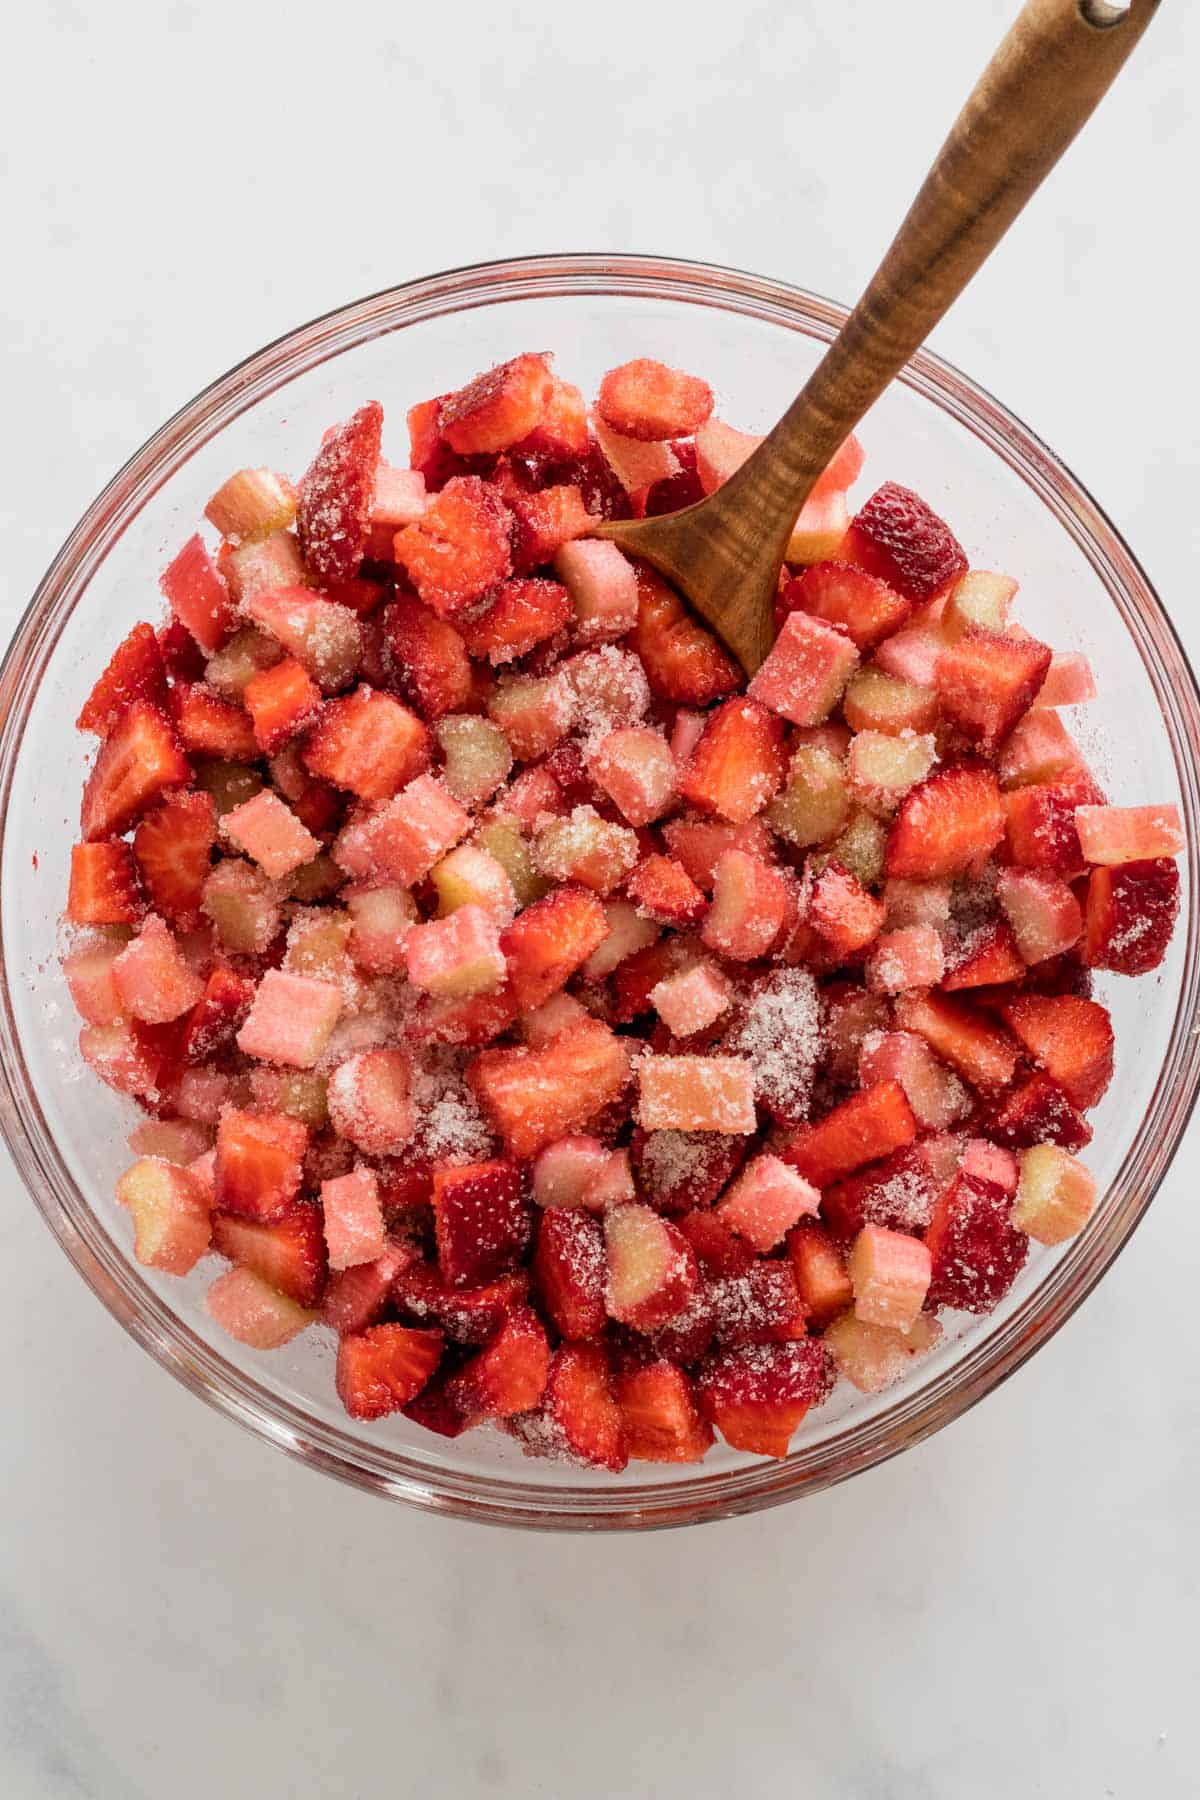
[60,348,1183,1470]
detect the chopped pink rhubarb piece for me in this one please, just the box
[824,1310,942,1394]
[997,868,1083,965]
[112,915,205,1024]
[532,1135,611,1209]
[700,849,789,962]
[403,903,506,998]
[327,1048,415,1156]
[116,1156,212,1275]
[236,968,343,1068]
[1033,652,1096,709]
[865,925,945,994]
[858,1029,969,1130]
[322,1167,387,1270]
[636,1054,757,1133]
[1074,803,1184,866]
[848,1224,932,1330]
[554,539,639,642]
[206,1266,315,1348]
[587,726,676,826]
[1012,1143,1097,1245]
[221,789,320,881]
[334,774,470,886]
[650,961,733,1038]
[748,611,860,727]
[714,1153,820,1251]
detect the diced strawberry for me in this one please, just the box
[673,1211,753,1281]
[403,903,504,999]
[469,1020,630,1159]
[394,475,513,615]
[334,774,469,886]
[786,1220,854,1326]
[206,467,297,542]
[507,484,595,574]
[808,860,886,956]
[597,359,713,441]
[206,1267,316,1349]
[614,1361,713,1463]
[512,1342,627,1471]
[171,684,258,761]
[327,1048,415,1156]
[627,855,707,928]
[76,622,169,736]
[549,539,636,643]
[156,616,207,684]
[1002,993,1114,1110]
[79,1018,174,1101]
[1083,858,1179,976]
[340,885,415,975]
[245,586,362,693]
[779,560,911,650]
[934,628,1052,749]
[694,417,760,493]
[80,702,191,841]
[521,992,589,1048]
[593,416,680,494]
[242,657,321,754]
[924,1171,1028,1313]
[787,488,853,565]
[701,848,790,960]
[885,766,1005,880]
[865,924,945,993]
[322,1240,417,1335]
[405,985,520,1048]
[679,697,787,824]
[381,594,474,723]
[335,1322,443,1419]
[446,1306,550,1419]
[456,578,572,666]
[985,1070,1092,1152]
[518,373,590,459]
[499,883,608,1009]
[858,1029,968,1130]
[214,1108,308,1223]
[603,1204,699,1330]
[127,791,212,935]
[440,354,554,455]
[533,1209,607,1339]
[661,814,774,890]
[176,965,253,1064]
[893,990,1019,1094]
[160,533,237,652]
[641,441,707,519]
[1034,652,1097,709]
[940,920,1026,991]
[841,482,968,601]
[236,967,342,1068]
[632,566,740,706]
[432,1159,532,1288]
[297,401,383,583]
[695,1339,832,1458]
[211,1203,328,1306]
[819,1138,954,1244]
[1075,803,1184,866]
[393,1263,529,1345]
[1004,767,1106,874]
[748,610,860,729]
[782,1081,917,1189]
[1012,1144,1097,1245]
[299,684,431,802]
[67,842,143,926]
[117,1157,212,1275]
[112,915,205,1024]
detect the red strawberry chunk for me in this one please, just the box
[321,1240,417,1336]
[633,567,740,706]
[701,848,790,961]
[468,1019,631,1158]
[211,1203,328,1307]
[695,1339,833,1458]
[679,697,787,824]
[661,814,774,890]
[243,657,321,754]
[615,1361,713,1463]
[381,595,474,722]
[62,934,129,1026]
[986,1071,1092,1153]
[512,1342,628,1471]
[394,1263,529,1345]
[1083,858,1180,975]
[129,790,215,928]
[780,1080,917,1187]
[1002,993,1114,1110]
[894,990,1019,1094]
[79,1019,172,1102]
[786,1220,854,1326]
[394,475,513,615]
[934,629,1052,749]
[597,358,713,441]
[172,684,259,761]
[1004,767,1106,874]
[440,354,554,455]
[180,963,256,1062]
[215,1108,309,1222]
[499,883,609,1009]
[509,483,596,574]
[67,842,143,925]
[77,622,169,736]
[886,766,1006,880]
[81,702,191,841]
[245,586,363,693]
[517,374,590,460]
[456,577,572,665]
[708,1261,808,1346]
[297,400,383,583]
[641,443,707,519]
[433,1159,532,1288]
[941,920,1025,991]
[820,1139,952,1244]
[842,482,968,602]
[160,533,237,652]
[808,860,886,956]
[924,1172,1028,1314]
[779,560,911,650]
[532,1209,607,1340]
[302,685,430,799]
[446,1305,550,1419]
[627,854,707,926]
[632,1126,748,1215]
[336,1322,443,1420]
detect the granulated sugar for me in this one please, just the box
[725,968,822,1121]
[409,1048,495,1162]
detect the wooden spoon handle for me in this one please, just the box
[717,0,1161,552]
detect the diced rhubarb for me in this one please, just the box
[1002,993,1114,1110]
[532,805,639,894]
[841,482,968,602]
[487,673,573,760]
[327,1048,415,1156]
[1012,1144,1097,1245]
[786,1221,854,1326]
[1074,803,1184,866]
[651,961,732,1038]
[436,715,513,809]
[748,610,860,728]
[533,1209,607,1339]
[893,990,1019,1094]
[207,1267,316,1349]
[63,933,131,1026]
[714,1154,820,1251]
[859,1029,968,1129]
[1034,652,1097,709]
[848,1224,932,1329]
[553,539,639,643]
[160,533,236,652]
[394,475,513,615]
[201,858,281,954]
[334,774,469,886]
[636,1054,756,1134]
[320,1167,386,1271]
[468,1020,630,1158]
[431,1159,531,1288]
[235,968,342,1068]
[321,1240,415,1335]
[632,567,740,707]
[824,1310,942,1394]
[532,1135,610,1209]
[212,1204,328,1308]
[787,488,852,565]
[221,790,320,881]
[112,915,204,1024]
[996,867,1083,965]
[695,848,786,961]
[221,530,308,605]
[808,860,886,956]
[77,622,169,737]
[205,466,296,542]
[925,1171,1028,1314]
[865,925,945,995]
[695,1339,832,1458]
[117,1157,211,1275]
[587,726,676,826]
[245,586,362,693]
[214,1108,308,1223]
[81,702,191,841]
[603,1204,699,1329]
[343,885,417,974]
[404,903,505,998]
[336,1322,442,1418]
[1083,858,1179,976]
[431,843,516,924]
[997,709,1083,790]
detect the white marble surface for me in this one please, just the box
[3,3,1199,1795]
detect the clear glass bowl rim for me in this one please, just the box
[2,252,1199,1533]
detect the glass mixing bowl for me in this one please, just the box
[2,254,1197,1531]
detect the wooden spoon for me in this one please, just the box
[595,0,1161,674]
